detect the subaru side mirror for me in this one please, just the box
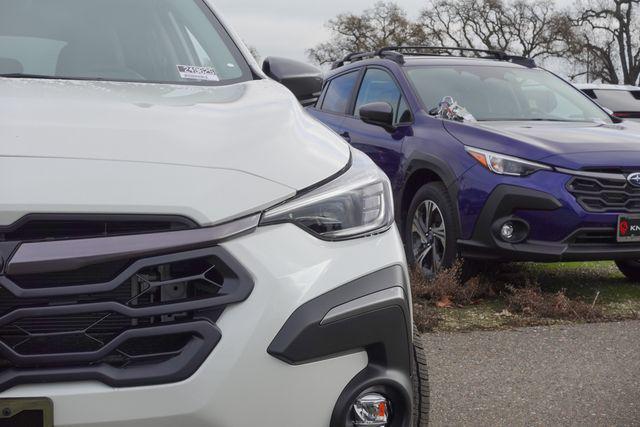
[359,102,395,130]
[262,57,323,107]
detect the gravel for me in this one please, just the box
[424,321,640,426]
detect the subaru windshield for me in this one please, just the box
[405,65,612,123]
[0,0,252,86]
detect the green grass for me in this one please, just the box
[529,261,640,318]
[526,262,640,304]
[430,261,640,332]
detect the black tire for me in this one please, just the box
[404,182,459,278]
[616,260,640,282]
[412,327,430,426]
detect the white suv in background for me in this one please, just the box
[575,83,640,120]
[0,1,427,426]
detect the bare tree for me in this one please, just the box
[248,45,261,63]
[419,0,509,51]
[418,0,564,58]
[563,0,640,84]
[307,2,428,65]
[501,0,567,58]
[309,0,640,84]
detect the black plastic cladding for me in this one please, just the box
[455,185,640,262]
[267,265,414,427]
[0,216,256,392]
[0,213,197,242]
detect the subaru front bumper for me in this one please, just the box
[0,220,411,427]
[457,166,640,262]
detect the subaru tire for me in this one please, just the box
[404,182,458,278]
[412,327,430,426]
[616,260,640,282]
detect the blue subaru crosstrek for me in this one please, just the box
[308,46,640,280]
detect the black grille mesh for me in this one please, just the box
[0,255,219,358]
[567,176,640,213]
[568,229,617,245]
[0,219,252,391]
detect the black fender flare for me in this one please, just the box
[399,152,462,236]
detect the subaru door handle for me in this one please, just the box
[339,132,351,143]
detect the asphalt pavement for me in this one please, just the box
[424,321,640,426]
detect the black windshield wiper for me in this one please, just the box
[478,118,591,123]
[0,73,110,81]
[0,73,60,79]
[526,118,591,122]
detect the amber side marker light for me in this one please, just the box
[468,150,489,168]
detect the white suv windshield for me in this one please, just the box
[406,65,612,123]
[0,0,252,85]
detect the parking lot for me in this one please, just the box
[425,320,640,426]
[4,0,640,425]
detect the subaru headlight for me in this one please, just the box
[465,147,552,176]
[260,149,394,240]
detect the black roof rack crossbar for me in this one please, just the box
[332,45,536,69]
[381,45,509,60]
[332,50,405,69]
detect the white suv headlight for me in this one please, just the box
[260,149,394,240]
[465,147,552,176]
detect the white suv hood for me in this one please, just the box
[0,78,350,226]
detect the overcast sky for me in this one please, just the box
[214,0,426,61]
[214,0,574,65]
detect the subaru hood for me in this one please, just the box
[444,120,640,169]
[0,78,349,188]
[0,78,350,225]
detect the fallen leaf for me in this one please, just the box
[436,296,453,308]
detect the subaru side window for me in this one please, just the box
[320,71,359,114]
[355,68,412,125]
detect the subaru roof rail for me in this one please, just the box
[332,50,405,69]
[331,45,536,69]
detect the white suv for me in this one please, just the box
[0,1,427,426]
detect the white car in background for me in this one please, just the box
[0,0,427,426]
[575,83,640,120]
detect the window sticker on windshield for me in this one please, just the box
[177,65,220,82]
